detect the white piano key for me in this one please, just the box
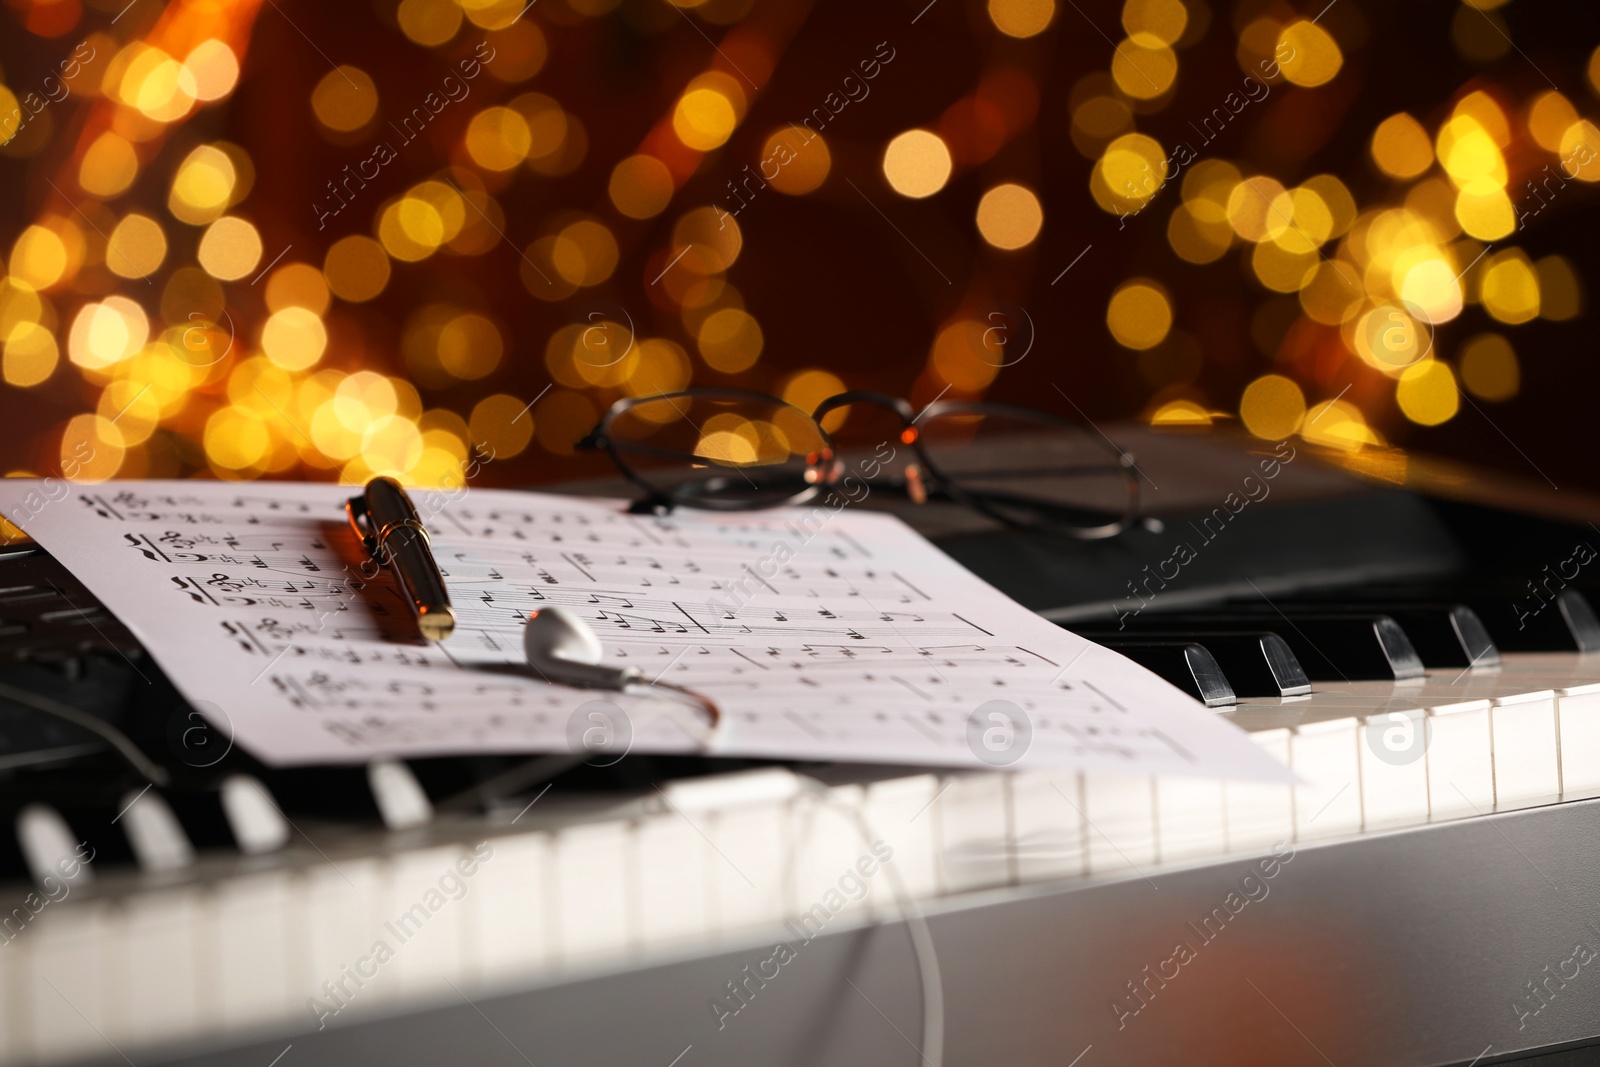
[551,821,634,965]
[634,810,712,947]
[303,858,390,1022]
[1558,683,1600,798]
[120,888,205,1047]
[1080,773,1157,876]
[384,847,471,996]
[1358,708,1431,829]
[472,832,549,987]
[120,791,195,872]
[790,785,878,929]
[935,772,1012,894]
[1490,690,1560,809]
[1426,699,1494,819]
[1009,772,1085,883]
[861,774,941,900]
[368,760,433,830]
[705,803,788,936]
[1292,716,1361,839]
[27,901,115,1062]
[220,775,290,855]
[1224,728,1295,853]
[212,870,300,1031]
[1155,774,1226,864]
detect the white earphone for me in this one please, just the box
[522,607,720,733]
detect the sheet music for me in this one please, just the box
[0,480,1288,779]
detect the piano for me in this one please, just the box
[3,426,1599,1067]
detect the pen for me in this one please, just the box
[346,477,456,641]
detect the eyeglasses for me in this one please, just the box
[577,388,1142,540]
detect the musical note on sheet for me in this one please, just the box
[0,479,1288,780]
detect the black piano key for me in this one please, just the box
[1111,612,1424,681]
[1215,602,1499,670]
[1282,585,1600,654]
[1088,639,1235,707]
[1078,628,1311,697]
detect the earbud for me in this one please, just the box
[521,606,721,734]
[523,607,641,691]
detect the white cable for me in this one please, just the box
[794,774,944,1067]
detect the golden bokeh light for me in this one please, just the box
[398,0,463,46]
[673,87,738,152]
[609,155,675,219]
[1122,0,1187,45]
[470,394,536,458]
[325,235,392,302]
[68,297,149,371]
[976,183,1044,250]
[1095,132,1167,213]
[551,219,619,287]
[1371,113,1434,180]
[1112,34,1178,99]
[763,129,832,195]
[3,322,59,388]
[1459,333,1519,401]
[261,307,328,371]
[1106,280,1172,350]
[181,40,241,102]
[465,106,533,171]
[1536,256,1582,321]
[882,130,953,199]
[1239,374,1305,439]
[1277,21,1342,87]
[79,132,139,198]
[105,214,167,280]
[169,145,237,225]
[265,263,331,315]
[61,414,125,483]
[198,216,263,280]
[116,43,195,123]
[697,307,764,373]
[988,0,1055,38]
[437,312,503,379]
[1395,360,1459,425]
[1225,175,1289,242]
[311,66,378,133]
[10,226,67,290]
[672,207,743,274]
[1480,251,1541,323]
[1528,91,1579,153]
[1301,399,1380,452]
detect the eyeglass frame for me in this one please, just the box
[577,387,1142,540]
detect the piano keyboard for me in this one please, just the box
[2,647,1597,1064]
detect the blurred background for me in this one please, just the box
[0,0,1597,506]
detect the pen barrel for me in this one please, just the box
[365,477,456,641]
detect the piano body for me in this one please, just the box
[2,427,1600,1066]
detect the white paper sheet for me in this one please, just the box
[0,480,1288,779]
